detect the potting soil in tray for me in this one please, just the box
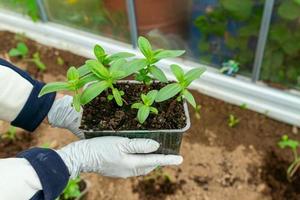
[81,82,187,131]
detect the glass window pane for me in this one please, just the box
[0,1,28,14]
[261,0,300,91]
[43,0,131,43]
[135,0,264,77]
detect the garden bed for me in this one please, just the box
[0,31,299,200]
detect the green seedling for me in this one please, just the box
[2,126,17,141]
[8,42,29,58]
[278,135,300,181]
[30,52,46,71]
[93,44,135,66]
[228,114,240,128]
[40,142,51,148]
[56,177,82,200]
[135,36,185,84]
[8,43,46,71]
[195,104,202,119]
[240,103,248,110]
[156,64,206,109]
[57,57,65,66]
[39,66,91,112]
[131,90,159,124]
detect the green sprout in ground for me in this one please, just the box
[278,135,300,181]
[240,103,248,110]
[195,104,202,119]
[57,56,65,66]
[131,90,159,124]
[1,126,17,141]
[56,177,82,200]
[228,114,240,128]
[8,42,46,71]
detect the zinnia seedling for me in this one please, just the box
[278,135,300,181]
[135,37,185,84]
[155,64,206,108]
[8,42,28,58]
[131,90,159,124]
[228,114,240,128]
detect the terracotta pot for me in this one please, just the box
[103,0,188,36]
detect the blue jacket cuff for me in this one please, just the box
[17,148,70,200]
[0,58,56,132]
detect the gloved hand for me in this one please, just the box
[47,95,84,139]
[57,137,183,179]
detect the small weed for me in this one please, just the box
[2,126,17,141]
[57,56,65,66]
[278,135,300,181]
[228,114,240,128]
[8,42,28,58]
[240,103,248,110]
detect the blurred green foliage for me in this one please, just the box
[194,0,300,90]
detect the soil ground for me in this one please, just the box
[0,31,299,200]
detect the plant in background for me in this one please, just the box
[30,52,46,71]
[194,0,300,89]
[56,177,82,200]
[156,64,205,109]
[1,126,17,141]
[228,114,239,128]
[131,90,159,124]
[278,135,300,181]
[8,42,46,71]
[8,42,29,58]
[220,60,239,76]
[135,37,185,84]
[240,103,248,110]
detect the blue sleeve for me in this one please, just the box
[17,148,70,200]
[0,58,56,132]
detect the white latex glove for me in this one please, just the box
[47,95,84,139]
[57,137,183,179]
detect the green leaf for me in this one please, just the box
[220,0,253,20]
[184,67,206,86]
[171,64,185,82]
[153,50,185,60]
[32,52,46,71]
[94,44,106,63]
[73,93,81,112]
[150,107,158,114]
[107,52,135,62]
[278,1,300,20]
[149,65,168,82]
[67,66,79,81]
[77,64,91,77]
[295,0,300,5]
[78,74,99,88]
[80,81,109,105]
[137,105,150,124]
[278,135,299,150]
[111,71,126,80]
[8,49,22,57]
[146,90,158,105]
[155,83,182,102]
[9,42,29,57]
[39,82,70,97]
[110,59,127,73]
[141,94,148,104]
[131,102,144,109]
[112,88,123,106]
[183,89,196,108]
[123,59,148,77]
[86,60,110,79]
[138,36,153,59]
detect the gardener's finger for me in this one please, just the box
[122,138,160,154]
[132,154,183,167]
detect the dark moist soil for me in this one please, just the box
[0,31,86,81]
[132,170,186,200]
[60,180,87,200]
[81,82,186,131]
[0,131,35,158]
